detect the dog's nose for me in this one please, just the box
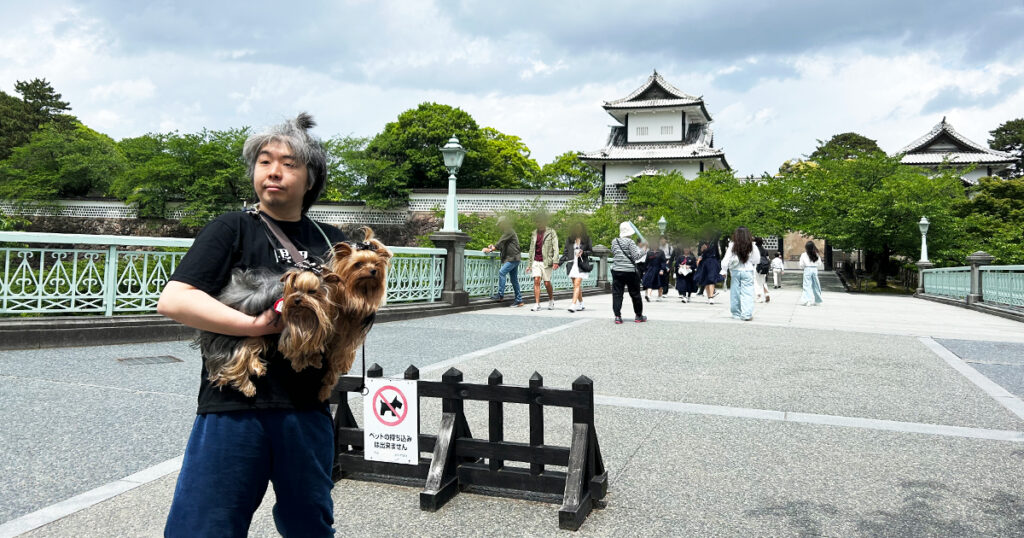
[294,297,302,304]
[370,268,377,276]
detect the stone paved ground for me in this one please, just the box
[2,283,1024,537]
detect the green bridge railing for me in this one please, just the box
[921,264,1024,310]
[0,232,603,316]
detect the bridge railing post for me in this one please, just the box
[966,251,995,304]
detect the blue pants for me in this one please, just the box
[497,261,522,301]
[729,269,755,320]
[802,268,823,305]
[165,409,335,538]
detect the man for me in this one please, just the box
[771,251,786,288]
[157,113,346,537]
[658,236,675,296]
[525,212,559,311]
[482,216,523,307]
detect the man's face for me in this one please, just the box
[253,140,309,211]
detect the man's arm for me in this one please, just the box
[157,281,280,337]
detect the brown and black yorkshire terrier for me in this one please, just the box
[316,227,392,401]
[197,267,339,397]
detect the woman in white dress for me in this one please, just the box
[560,221,593,312]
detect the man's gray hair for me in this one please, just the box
[242,112,327,212]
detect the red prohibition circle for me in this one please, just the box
[372,385,409,426]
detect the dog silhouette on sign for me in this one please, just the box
[379,396,403,417]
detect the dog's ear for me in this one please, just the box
[332,242,354,260]
[323,272,342,284]
[280,271,297,284]
[375,243,392,261]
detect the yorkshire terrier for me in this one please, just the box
[317,227,392,401]
[195,268,283,397]
[277,269,340,371]
[197,267,338,397]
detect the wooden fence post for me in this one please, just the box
[529,372,544,476]
[488,369,504,471]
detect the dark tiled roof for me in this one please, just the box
[899,118,1015,160]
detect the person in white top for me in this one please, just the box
[799,241,824,306]
[719,226,760,321]
[770,252,785,288]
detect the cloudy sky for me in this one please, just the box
[2,0,1023,176]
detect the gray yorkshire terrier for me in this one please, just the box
[195,268,284,397]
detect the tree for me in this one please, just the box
[473,127,537,189]
[534,151,603,191]
[15,78,72,130]
[809,132,883,161]
[0,121,125,203]
[621,169,787,244]
[322,135,369,202]
[778,152,964,286]
[364,102,481,192]
[941,177,1024,265]
[0,91,31,160]
[113,133,188,217]
[988,118,1024,178]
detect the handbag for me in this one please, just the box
[576,246,593,272]
[615,238,641,277]
[678,263,692,276]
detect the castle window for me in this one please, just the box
[636,126,649,136]
[661,126,673,135]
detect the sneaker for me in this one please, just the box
[577,303,585,311]
[765,296,771,303]
[530,304,543,311]
[567,304,577,313]
[634,315,648,323]
[656,297,663,302]
[645,295,651,302]
[709,298,715,305]
[614,316,623,324]
[489,294,503,302]
[548,301,555,310]
[510,300,523,308]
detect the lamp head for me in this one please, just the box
[440,135,466,174]
[657,216,667,235]
[918,216,930,235]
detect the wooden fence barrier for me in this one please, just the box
[330,363,608,531]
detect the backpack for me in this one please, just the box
[756,253,770,275]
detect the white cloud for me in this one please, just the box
[89,78,156,102]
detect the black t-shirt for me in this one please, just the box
[170,210,348,415]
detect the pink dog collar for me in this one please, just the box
[273,298,284,313]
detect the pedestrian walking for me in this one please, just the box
[658,237,675,296]
[482,216,523,307]
[771,252,785,288]
[754,237,771,303]
[559,221,593,312]
[720,226,761,321]
[694,238,724,304]
[525,212,559,311]
[610,221,647,324]
[642,246,668,302]
[674,247,697,302]
[636,240,649,287]
[800,241,824,306]
[157,113,346,537]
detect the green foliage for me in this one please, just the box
[113,128,251,224]
[474,127,538,189]
[777,152,965,282]
[940,177,1024,264]
[0,121,125,203]
[808,132,883,161]
[533,151,602,191]
[988,118,1024,178]
[15,78,72,130]
[322,135,369,202]
[0,79,74,160]
[621,169,786,244]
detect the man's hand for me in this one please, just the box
[553,263,560,270]
[249,309,283,336]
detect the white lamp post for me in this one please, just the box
[918,216,930,263]
[439,135,467,232]
[657,216,667,237]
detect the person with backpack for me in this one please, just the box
[610,221,647,324]
[754,237,771,303]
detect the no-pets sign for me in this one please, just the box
[363,377,419,465]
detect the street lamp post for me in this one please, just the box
[657,216,667,237]
[439,135,467,232]
[918,216,930,263]
[915,216,933,295]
